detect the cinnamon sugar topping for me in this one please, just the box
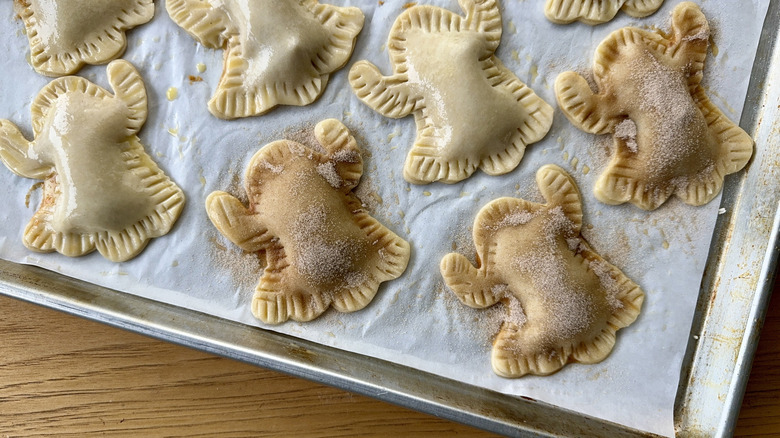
[206,119,410,324]
[555,2,753,210]
[441,165,644,377]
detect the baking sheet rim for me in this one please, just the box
[0,0,778,435]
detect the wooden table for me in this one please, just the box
[1,275,778,437]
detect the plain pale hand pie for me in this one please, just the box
[544,0,664,25]
[349,0,553,185]
[14,0,154,76]
[166,0,364,119]
[0,60,185,262]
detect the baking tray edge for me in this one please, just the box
[674,0,780,435]
[0,259,660,438]
[0,1,778,436]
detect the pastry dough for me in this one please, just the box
[544,0,664,25]
[14,0,154,76]
[555,2,753,210]
[0,60,185,262]
[206,119,410,324]
[349,0,553,184]
[441,165,643,377]
[166,0,364,119]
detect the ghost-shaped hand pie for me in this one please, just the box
[555,2,753,210]
[14,0,154,76]
[166,0,364,119]
[440,165,643,377]
[0,60,185,262]
[349,0,553,184]
[544,0,664,25]
[206,119,410,324]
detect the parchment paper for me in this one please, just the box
[0,1,770,435]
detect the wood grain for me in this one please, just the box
[0,295,495,437]
[0,274,777,437]
[734,272,780,437]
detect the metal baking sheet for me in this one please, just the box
[674,0,780,434]
[0,1,779,437]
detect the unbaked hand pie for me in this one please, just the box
[166,0,364,119]
[206,119,410,324]
[0,60,185,262]
[544,0,664,25]
[555,2,753,210]
[440,165,643,377]
[349,0,553,184]
[14,0,154,76]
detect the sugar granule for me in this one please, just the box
[333,149,360,163]
[259,159,283,174]
[631,51,714,183]
[487,209,535,230]
[506,206,595,340]
[317,161,342,188]
[287,141,306,157]
[589,259,624,311]
[290,204,360,287]
[614,119,638,153]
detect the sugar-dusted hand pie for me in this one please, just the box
[206,119,410,324]
[555,2,753,210]
[166,0,364,119]
[14,0,154,76]
[0,60,185,262]
[544,0,664,25]
[441,165,643,377]
[349,0,553,184]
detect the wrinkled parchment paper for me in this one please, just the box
[0,1,770,435]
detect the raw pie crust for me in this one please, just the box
[349,0,553,184]
[14,0,154,76]
[206,119,410,324]
[441,165,643,377]
[544,0,664,25]
[166,0,364,119]
[555,2,753,210]
[0,60,185,262]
